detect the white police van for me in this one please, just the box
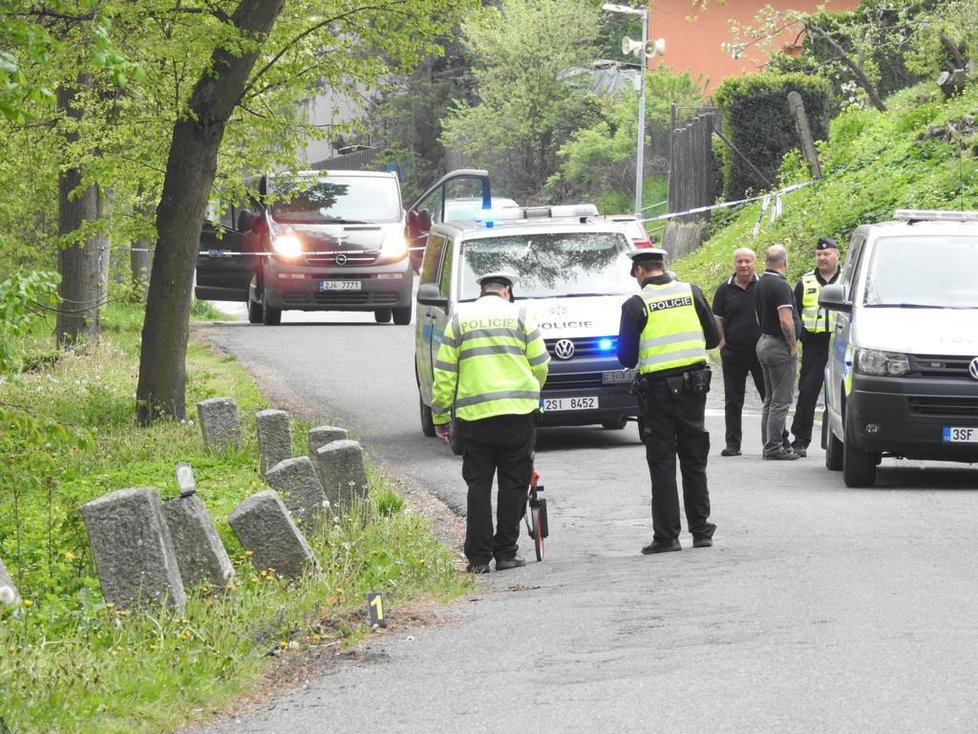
[414,204,642,452]
[819,209,978,487]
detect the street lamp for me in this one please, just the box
[602,3,664,218]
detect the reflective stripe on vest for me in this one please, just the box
[432,299,547,421]
[636,281,707,375]
[800,271,836,334]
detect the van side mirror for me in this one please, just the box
[819,283,851,313]
[236,209,254,232]
[417,283,448,309]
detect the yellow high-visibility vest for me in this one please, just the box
[800,271,837,334]
[432,295,550,424]
[636,281,707,375]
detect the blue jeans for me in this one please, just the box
[756,334,797,456]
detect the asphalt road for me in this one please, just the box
[184,306,978,734]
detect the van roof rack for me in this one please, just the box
[893,209,978,224]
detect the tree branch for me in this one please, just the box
[804,20,886,112]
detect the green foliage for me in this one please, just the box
[440,0,603,202]
[0,270,60,376]
[0,302,469,731]
[553,68,704,207]
[713,72,832,200]
[677,80,978,302]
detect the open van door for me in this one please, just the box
[194,204,256,302]
[407,169,492,273]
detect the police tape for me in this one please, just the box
[639,180,816,225]
[176,246,429,257]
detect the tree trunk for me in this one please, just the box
[136,0,285,425]
[805,22,886,113]
[56,78,103,348]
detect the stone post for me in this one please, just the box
[163,494,235,590]
[256,409,292,475]
[314,439,369,510]
[197,397,241,452]
[227,490,318,580]
[80,488,186,612]
[265,456,331,532]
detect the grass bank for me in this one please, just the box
[675,81,978,289]
[0,302,470,733]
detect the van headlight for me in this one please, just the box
[855,348,909,376]
[271,234,302,259]
[381,232,408,260]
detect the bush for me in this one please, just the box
[713,72,832,200]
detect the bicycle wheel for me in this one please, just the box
[532,498,546,561]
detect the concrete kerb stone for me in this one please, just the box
[308,426,348,458]
[265,456,331,532]
[227,490,319,580]
[163,494,235,590]
[314,439,369,510]
[197,397,241,453]
[80,488,187,613]
[256,409,293,475]
[0,556,22,608]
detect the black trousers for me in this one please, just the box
[456,413,535,565]
[641,378,715,542]
[790,332,830,446]
[720,346,765,450]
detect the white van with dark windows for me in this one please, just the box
[820,209,978,487]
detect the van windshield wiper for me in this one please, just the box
[865,302,943,309]
[319,217,365,224]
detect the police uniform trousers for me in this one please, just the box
[790,331,830,447]
[641,377,715,542]
[456,413,535,565]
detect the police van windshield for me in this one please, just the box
[863,235,978,308]
[458,231,633,301]
[266,175,401,224]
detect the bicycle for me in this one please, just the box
[522,468,548,561]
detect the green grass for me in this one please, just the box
[674,81,978,290]
[0,302,470,733]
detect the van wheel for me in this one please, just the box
[262,290,282,326]
[374,308,392,324]
[393,304,412,325]
[601,418,627,430]
[824,413,843,471]
[420,395,435,437]
[450,416,463,455]
[843,411,877,487]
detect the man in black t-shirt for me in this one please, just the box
[754,244,801,460]
[711,247,764,457]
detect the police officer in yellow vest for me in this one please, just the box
[787,236,841,457]
[432,270,550,574]
[617,249,720,554]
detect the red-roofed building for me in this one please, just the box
[648,0,860,93]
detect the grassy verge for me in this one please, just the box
[0,302,470,733]
[674,81,978,290]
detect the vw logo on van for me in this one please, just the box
[554,339,576,360]
[969,356,978,381]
